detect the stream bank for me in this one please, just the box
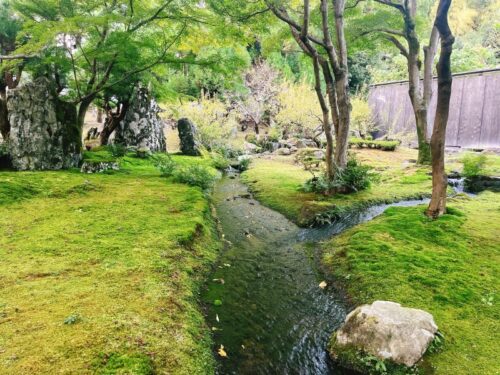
[203,172,431,374]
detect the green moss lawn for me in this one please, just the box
[0,153,219,374]
[242,148,433,226]
[323,192,499,374]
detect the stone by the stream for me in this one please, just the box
[113,86,166,152]
[7,77,81,170]
[178,118,201,156]
[330,301,438,368]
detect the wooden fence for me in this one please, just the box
[368,68,500,149]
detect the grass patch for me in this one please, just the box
[241,148,432,226]
[0,153,220,374]
[322,192,500,374]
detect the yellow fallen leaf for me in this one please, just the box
[218,345,228,358]
[319,281,327,289]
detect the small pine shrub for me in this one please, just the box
[461,153,487,178]
[173,164,216,190]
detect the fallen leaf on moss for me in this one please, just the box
[319,281,327,289]
[218,345,228,358]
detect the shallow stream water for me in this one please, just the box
[203,172,429,374]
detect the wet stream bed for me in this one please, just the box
[202,172,430,374]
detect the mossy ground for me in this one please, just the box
[323,192,499,374]
[0,152,219,374]
[241,148,433,225]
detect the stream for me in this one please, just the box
[202,172,430,374]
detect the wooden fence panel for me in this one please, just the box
[368,69,500,149]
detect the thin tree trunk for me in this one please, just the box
[426,0,454,218]
[0,92,8,140]
[97,108,103,123]
[77,97,94,141]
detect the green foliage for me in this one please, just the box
[461,153,487,178]
[350,138,399,151]
[295,148,324,171]
[303,156,377,194]
[351,96,377,137]
[63,314,81,325]
[238,157,251,172]
[173,164,217,190]
[153,154,177,177]
[108,144,127,158]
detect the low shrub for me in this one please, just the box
[349,138,399,151]
[303,155,377,194]
[295,148,325,171]
[153,154,177,177]
[173,164,216,190]
[461,153,487,178]
[210,152,230,170]
[238,157,252,171]
[108,144,128,157]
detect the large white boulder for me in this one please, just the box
[331,301,438,367]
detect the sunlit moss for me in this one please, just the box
[323,192,500,374]
[0,154,219,374]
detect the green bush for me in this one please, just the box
[349,138,399,151]
[238,157,252,171]
[173,164,216,190]
[153,155,177,177]
[210,152,230,170]
[303,155,377,194]
[295,148,325,171]
[461,153,487,178]
[108,144,128,157]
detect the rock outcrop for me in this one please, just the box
[7,77,81,170]
[113,86,166,152]
[81,160,120,174]
[330,301,438,368]
[177,118,201,156]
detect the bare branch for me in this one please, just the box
[386,36,409,58]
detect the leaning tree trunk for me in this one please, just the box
[99,101,130,145]
[426,0,454,218]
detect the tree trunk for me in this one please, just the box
[77,97,94,142]
[0,93,8,140]
[97,108,103,123]
[426,0,454,218]
[254,122,259,134]
[99,101,130,145]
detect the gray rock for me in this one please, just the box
[113,86,166,152]
[332,301,438,367]
[178,118,201,156]
[296,138,317,148]
[81,160,120,173]
[276,147,291,156]
[243,141,259,154]
[7,77,81,170]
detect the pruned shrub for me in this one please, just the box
[173,164,216,190]
[238,157,251,171]
[295,148,325,171]
[349,138,399,151]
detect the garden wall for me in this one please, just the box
[368,68,500,149]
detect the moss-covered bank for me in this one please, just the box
[242,149,433,226]
[322,192,499,374]
[0,153,220,374]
